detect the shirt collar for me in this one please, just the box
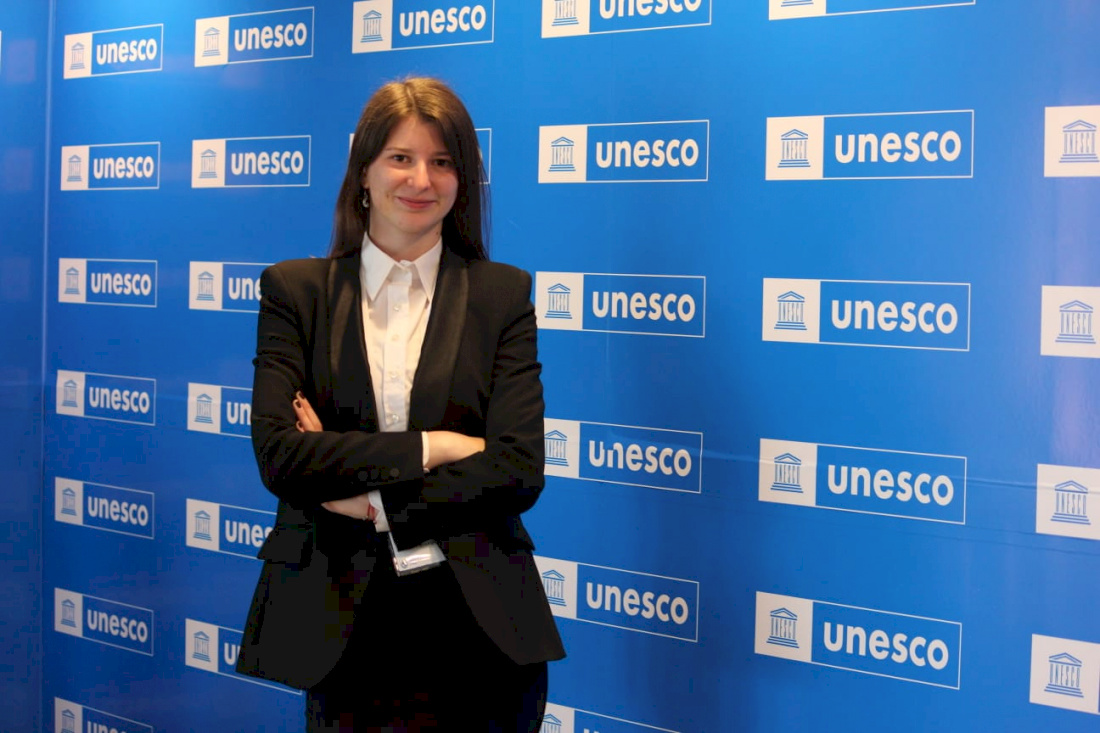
[360,235,443,303]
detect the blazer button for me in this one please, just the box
[389,468,400,479]
[370,468,380,481]
[357,470,369,481]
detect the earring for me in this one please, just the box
[360,188,370,210]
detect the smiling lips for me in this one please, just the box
[396,196,435,210]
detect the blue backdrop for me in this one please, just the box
[9,0,1100,730]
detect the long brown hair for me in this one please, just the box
[329,77,488,260]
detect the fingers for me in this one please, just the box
[292,391,323,432]
[299,393,322,430]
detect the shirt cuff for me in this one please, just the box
[421,431,430,472]
[367,490,389,532]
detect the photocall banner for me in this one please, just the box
[38,1,1100,731]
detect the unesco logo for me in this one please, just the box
[769,0,974,21]
[352,0,494,54]
[1036,464,1100,543]
[57,258,157,307]
[54,588,155,656]
[535,555,699,642]
[542,0,711,38]
[54,477,155,540]
[55,699,154,733]
[766,110,973,180]
[59,143,160,191]
[1030,634,1100,715]
[186,498,275,558]
[185,618,302,692]
[64,24,163,79]
[1040,286,1100,359]
[195,7,315,67]
[535,272,705,337]
[543,418,703,494]
[1045,106,1100,178]
[55,370,156,426]
[539,120,709,183]
[189,262,268,313]
[758,439,967,524]
[763,278,971,351]
[755,591,962,688]
[187,383,253,438]
[191,136,311,188]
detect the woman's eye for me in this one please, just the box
[391,154,408,163]
[434,159,454,168]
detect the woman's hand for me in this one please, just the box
[293,392,377,522]
[425,431,485,470]
[292,391,323,433]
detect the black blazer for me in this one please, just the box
[235,247,565,690]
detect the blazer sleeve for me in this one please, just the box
[379,268,546,547]
[250,262,424,507]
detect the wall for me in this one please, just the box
[35,1,1100,731]
[0,2,50,731]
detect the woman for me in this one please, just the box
[236,77,565,731]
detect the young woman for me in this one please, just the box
[236,77,565,732]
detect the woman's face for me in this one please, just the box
[361,116,459,260]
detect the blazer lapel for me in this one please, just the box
[328,255,379,431]
[408,247,467,431]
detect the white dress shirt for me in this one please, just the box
[360,236,446,568]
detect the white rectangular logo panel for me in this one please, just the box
[535,272,705,337]
[763,278,970,351]
[59,143,160,191]
[195,7,314,67]
[754,591,962,688]
[542,0,711,37]
[1041,286,1100,358]
[1036,464,1100,541]
[760,439,967,524]
[539,121,709,183]
[191,136,310,188]
[55,370,156,425]
[54,477,154,539]
[351,0,494,53]
[1030,634,1100,715]
[543,417,703,493]
[63,24,163,79]
[186,498,274,559]
[766,111,974,180]
[54,699,153,733]
[189,261,268,312]
[53,588,154,656]
[57,258,157,306]
[187,383,252,438]
[1045,105,1100,178]
[533,555,699,642]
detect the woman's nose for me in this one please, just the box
[407,161,430,188]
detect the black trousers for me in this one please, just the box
[305,559,548,732]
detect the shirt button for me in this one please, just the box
[391,334,399,342]
[388,413,397,424]
[388,371,398,380]
[393,304,401,312]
